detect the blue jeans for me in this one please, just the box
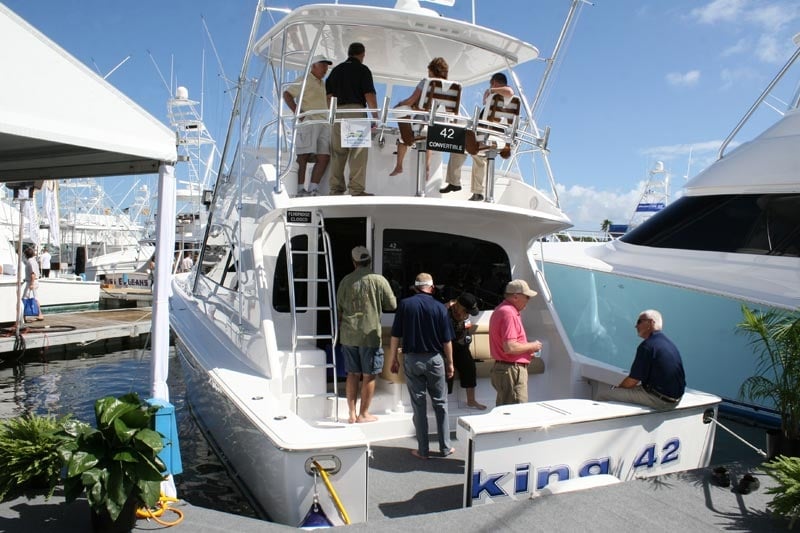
[403,353,450,456]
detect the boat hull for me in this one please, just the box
[172,315,370,526]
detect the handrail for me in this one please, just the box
[193,0,265,295]
[718,43,800,160]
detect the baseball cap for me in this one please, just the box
[414,272,433,287]
[311,55,333,65]
[505,279,538,297]
[351,246,371,262]
[457,292,479,316]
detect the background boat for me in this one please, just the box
[536,39,800,422]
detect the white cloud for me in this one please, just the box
[755,34,788,63]
[691,0,747,24]
[721,38,750,57]
[747,3,799,32]
[558,140,731,231]
[691,1,800,65]
[720,66,761,89]
[666,70,701,87]
[555,183,642,232]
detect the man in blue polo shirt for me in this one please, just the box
[387,273,455,459]
[596,309,685,409]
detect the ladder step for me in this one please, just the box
[294,277,330,282]
[297,393,337,400]
[296,363,335,370]
[291,250,325,255]
[296,334,333,340]
[295,306,333,311]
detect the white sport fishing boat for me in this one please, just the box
[170,1,720,526]
[537,37,800,421]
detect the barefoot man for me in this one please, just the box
[337,246,397,423]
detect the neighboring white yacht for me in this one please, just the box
[537,40,800,421]
[0,188,100,323]
[58,178,151,281]
[170,1,720,526]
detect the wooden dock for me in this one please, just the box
[0,308,152,357]
[99,286,153,308]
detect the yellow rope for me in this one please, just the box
[312,460,351,525]
[136,494,185,526]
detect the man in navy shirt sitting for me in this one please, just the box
[387,273,455,459]
[595,309,685,409]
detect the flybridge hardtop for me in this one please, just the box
[253,4,540,85]
[685,108,800,197]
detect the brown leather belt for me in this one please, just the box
[494,360,528,367]
[644,386,681,404]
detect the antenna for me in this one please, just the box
[90,56,131,79]
[103,56,131,80]
[202,16,235,104]
[147,50,172,97]
[684,145,693,181]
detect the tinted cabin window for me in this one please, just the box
[382,229,511,308]
[621,194,800,257]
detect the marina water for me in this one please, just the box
[0,345,256,518]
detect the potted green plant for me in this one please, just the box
[59,393,166,533]
[762,454,800,528]
[737,305,800,456]
[0,413,72,502]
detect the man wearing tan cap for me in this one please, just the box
[283,54,334,197]
[488,279,543,405]
[337,246,396,423]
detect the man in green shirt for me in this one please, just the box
[337,246,397,423]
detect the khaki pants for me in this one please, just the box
[595,384,678,410]
[330,105,369,195]
[490,361,528,405]
[445,152,486,195]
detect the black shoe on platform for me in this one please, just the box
[736,473,760,494]
[711,467,730,487]
[439,184,462,193]
[468,193,484,201]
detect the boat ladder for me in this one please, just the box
[282,210,340,421]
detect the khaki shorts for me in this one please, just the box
[296,122,331,155]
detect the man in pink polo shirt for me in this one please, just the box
[489,279,543,405]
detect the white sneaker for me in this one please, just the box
[295,189,309,198]
[309,189,318,196]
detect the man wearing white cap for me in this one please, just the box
[388,273,455,459]
[488,279,543,405]
[283,54,333,197]
[336,246,396,424]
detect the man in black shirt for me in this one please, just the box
[325,42,379,196]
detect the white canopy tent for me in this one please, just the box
[0,4,177,408]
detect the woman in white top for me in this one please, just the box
[23,246,44,320]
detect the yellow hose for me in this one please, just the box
[136,494,185,526]
[312,460,351,525]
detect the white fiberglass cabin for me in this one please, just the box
[169,1,720,526]
[537,38,800,422]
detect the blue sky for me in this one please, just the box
[5,0,800,231]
